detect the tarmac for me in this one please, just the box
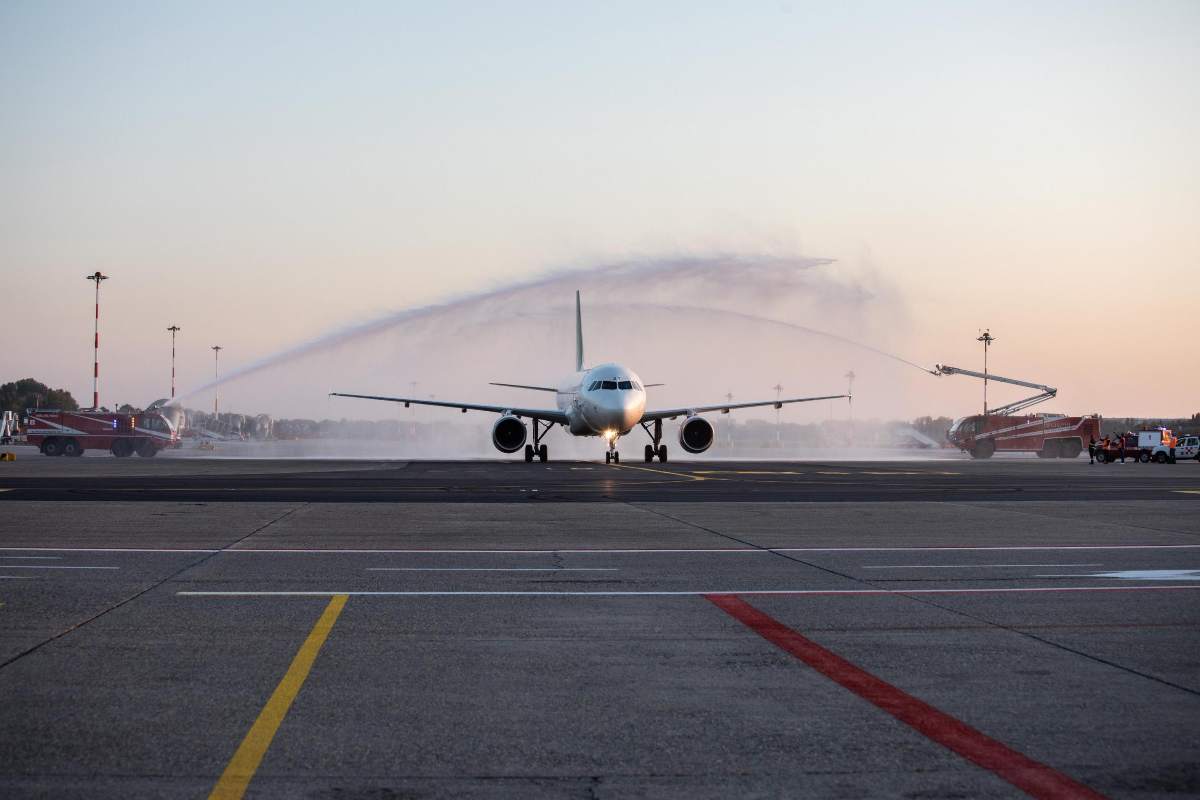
[1,454,1198,798]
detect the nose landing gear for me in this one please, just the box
[606,449,620,464]
[639,419,668,462]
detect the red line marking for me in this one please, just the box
[706,594,1107,799]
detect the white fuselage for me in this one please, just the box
[554,362,646,437]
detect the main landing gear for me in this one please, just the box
[523,420,554,463]
[639,419,668,463]
[605,449,620,464]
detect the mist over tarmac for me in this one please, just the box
[177,253,934,437]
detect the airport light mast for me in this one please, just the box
[844,370,855,421]
[211,345,222,416]
[977,329,995,415]
[773,384,782,446]
[167,325,181,399]
[85,271,108,410]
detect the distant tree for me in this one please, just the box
[117,403,138,413]
[0,378,80,412]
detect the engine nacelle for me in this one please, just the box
[678,416,715,454]
[492,415,528,453]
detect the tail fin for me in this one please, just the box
[575,290,584,372]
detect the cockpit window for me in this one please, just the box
[601,381,618,390]
[588,381,601,390]
[618,380,632,390]
[632,381,642,390]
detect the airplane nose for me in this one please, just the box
[590,393,643,432]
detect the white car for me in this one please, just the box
[1146,435,1200,463]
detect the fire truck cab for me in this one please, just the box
[24,409,179,457]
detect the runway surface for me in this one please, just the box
[1,457,1198,798]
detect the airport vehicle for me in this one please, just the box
[947,413,1101,459]
[1169,435,1200,462]
[1130,429,1197,464]
[333,292,846,463]
[24,408,179,457]
[937,364,1100,458]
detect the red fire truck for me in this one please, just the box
[24,408,179,457]
[937,365,1101,459]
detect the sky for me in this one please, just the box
[1,1,1197,421]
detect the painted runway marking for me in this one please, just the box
[610,463,708,481]
[0,556,63,560]
[706,595,1105,799]
[7,544,1200,555]
[178,585,1200,598]
[366,567,620,572]
[865,563,1104,569]
[0,575,37,579]
[0,565,119,570]
[1039,569,1200,581]
[209,594,347,800]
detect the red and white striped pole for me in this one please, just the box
[86,272,108,410]
[167,325,181,398]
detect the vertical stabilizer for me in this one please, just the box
[575,290,584,372]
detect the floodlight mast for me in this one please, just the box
[976,329,994,415]
[86,272,108,409]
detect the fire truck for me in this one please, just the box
[938,365,1101,459]
[24,408,179,457]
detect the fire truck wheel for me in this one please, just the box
[136,440,158,458]
[1060,440,1082,459]
[62,439,83,457]
[40,438,63,457]
[1154,452,1168,464]
[971,441,994,459]
[111,440,132,457]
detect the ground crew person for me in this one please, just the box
[1118,434,1127,463]
[1088,437,1096,464]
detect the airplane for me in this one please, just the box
[331,292,848,464]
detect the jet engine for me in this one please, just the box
[678,416,715,454]
[492,415,528,453]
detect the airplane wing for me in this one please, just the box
[641,394,849,421]
[330,392,570,424]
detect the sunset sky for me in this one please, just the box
[2,1,1197,420]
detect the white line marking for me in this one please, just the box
[0,575,37,579]
[0,556,63,560]
[864,564,1104,569]
[5,545,1200,555]
[0,565,119,570]
[366,568,620,572]
[178,585,1200,598]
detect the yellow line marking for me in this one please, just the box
[610,463,708,481]
[209,594,347,800]
[1177,490,1200,495]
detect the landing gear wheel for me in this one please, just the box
[136,440,158,457]
[613,451,620,464]
[645,444,654,463]
[657,445,667,463]
[970,440,994,459]
[111,439,132,458]
[605,451,611,464]
[62,439,82,458]
[524,444,534,463]
[538,444,548,462]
